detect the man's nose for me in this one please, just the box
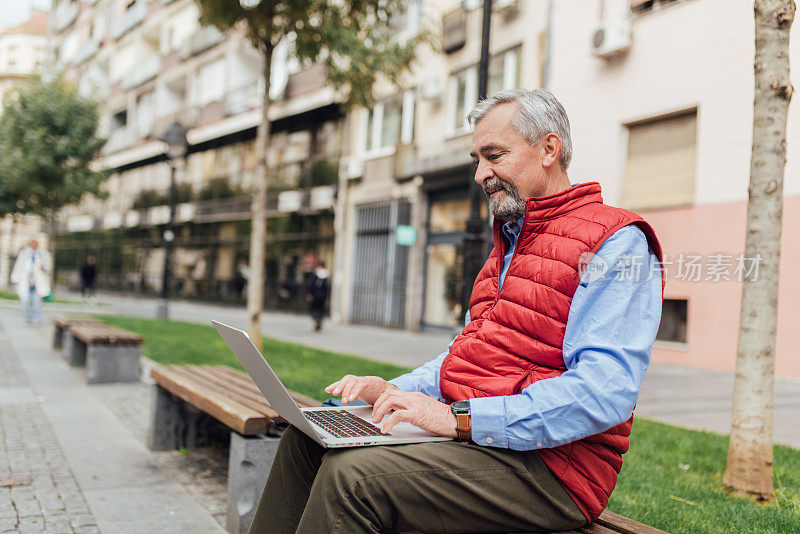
[474,160,493,185]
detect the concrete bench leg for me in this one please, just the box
[226,433,280,534]
[147,384,185,451]
[86,344,141,383]
[53,325,65,349]
[67,334,87,366]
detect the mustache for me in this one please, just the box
[482,178,515,197]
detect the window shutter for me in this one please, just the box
[622,111,697,210]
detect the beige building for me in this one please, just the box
[548,0,800,378]
[0,9,49,290]
[51,0,342,308]
[333,0,542,331]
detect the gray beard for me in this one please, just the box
[484,178,526,222]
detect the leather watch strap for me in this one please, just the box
[455,412,471,443]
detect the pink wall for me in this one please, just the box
[643,196,800,378]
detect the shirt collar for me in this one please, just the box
[501,216,525,244]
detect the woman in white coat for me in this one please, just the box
[10,239,52,324]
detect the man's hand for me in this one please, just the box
[372,389,457,438]
[324,375,398,405]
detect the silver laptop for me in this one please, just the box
[212,320,451,448]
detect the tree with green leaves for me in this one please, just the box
[0,75,109,279]
[195,0,423,348]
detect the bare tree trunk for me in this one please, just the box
[723,0,795,501]
[246,44,274,351]
[0,215,16,289]
[48,208,58,288]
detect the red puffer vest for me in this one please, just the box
[439,181,664,522]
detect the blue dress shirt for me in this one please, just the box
[390,221,662,450]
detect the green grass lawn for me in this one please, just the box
[0,289,84,304]
[95,314,411,401]
[96,314,800,534]
[611,419,799,533]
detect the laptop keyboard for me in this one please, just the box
[305,410,385,438]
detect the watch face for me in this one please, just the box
[451,400,470,413]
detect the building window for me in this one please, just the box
[622,110,697,211]
[389,0,422,40]
[111,109,127,130]
[488,47,519,96]
[195,57,226,106]
[656,298,687,344]
[135,90,155,138]
[631,0,681,14]
[447,47,520,135]
[362,90,415,156]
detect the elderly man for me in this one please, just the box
[248,89,663,533]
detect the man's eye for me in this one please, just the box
[488,153,502,161]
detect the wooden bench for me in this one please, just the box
[52,316,103,350]
[554,510,667,533]
[66,322,143,383]
[403,509,665,534]
[147,364,318,534]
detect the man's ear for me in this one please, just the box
[540,133,562,169]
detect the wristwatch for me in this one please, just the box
[450,400,471,443]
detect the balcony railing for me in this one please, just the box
[225,83,262,116]
[54,0,79,32]
[152,107,198,139]
[73,40,100,66]
[122,52,161,90]
[180,26,225,59]
[104,128,136,155]
[111,1,147,40]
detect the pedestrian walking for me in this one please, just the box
[10,239,52,325]
[80,255,97,299]
[306,260,330,332]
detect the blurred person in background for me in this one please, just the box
[80,255,97,300]
[306,260,330,332]
[10,238,52,325]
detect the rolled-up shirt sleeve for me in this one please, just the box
[388,351,447,401]
[470,225,663,450]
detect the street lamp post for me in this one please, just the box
[157,121,188,320]
[462,0,493,316]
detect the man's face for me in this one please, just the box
[470,103,548,222]
[29,240,38,250]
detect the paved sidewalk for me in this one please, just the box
[27,290,800,448]
[0,306,225,533]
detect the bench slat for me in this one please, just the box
[592,511,667,534]
[151,365,268,435]
[190,366,277,408]
[578,523,626,534]
[53,316,103,328]
[70,323,143,345]
[212,364,319,407]
[174,366,280,421]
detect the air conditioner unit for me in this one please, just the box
[495,0,520,21]
[591,19,631,58]
[345,157,364,180]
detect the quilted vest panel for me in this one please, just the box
[439,181,664,521]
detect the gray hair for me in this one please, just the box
[467,88,573,170]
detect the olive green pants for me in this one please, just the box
[247,426,586,534]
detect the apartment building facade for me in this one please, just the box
[549,0,800,378]
[0,9,49,290]
[51,0,342,309]
[332,0,544,331]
